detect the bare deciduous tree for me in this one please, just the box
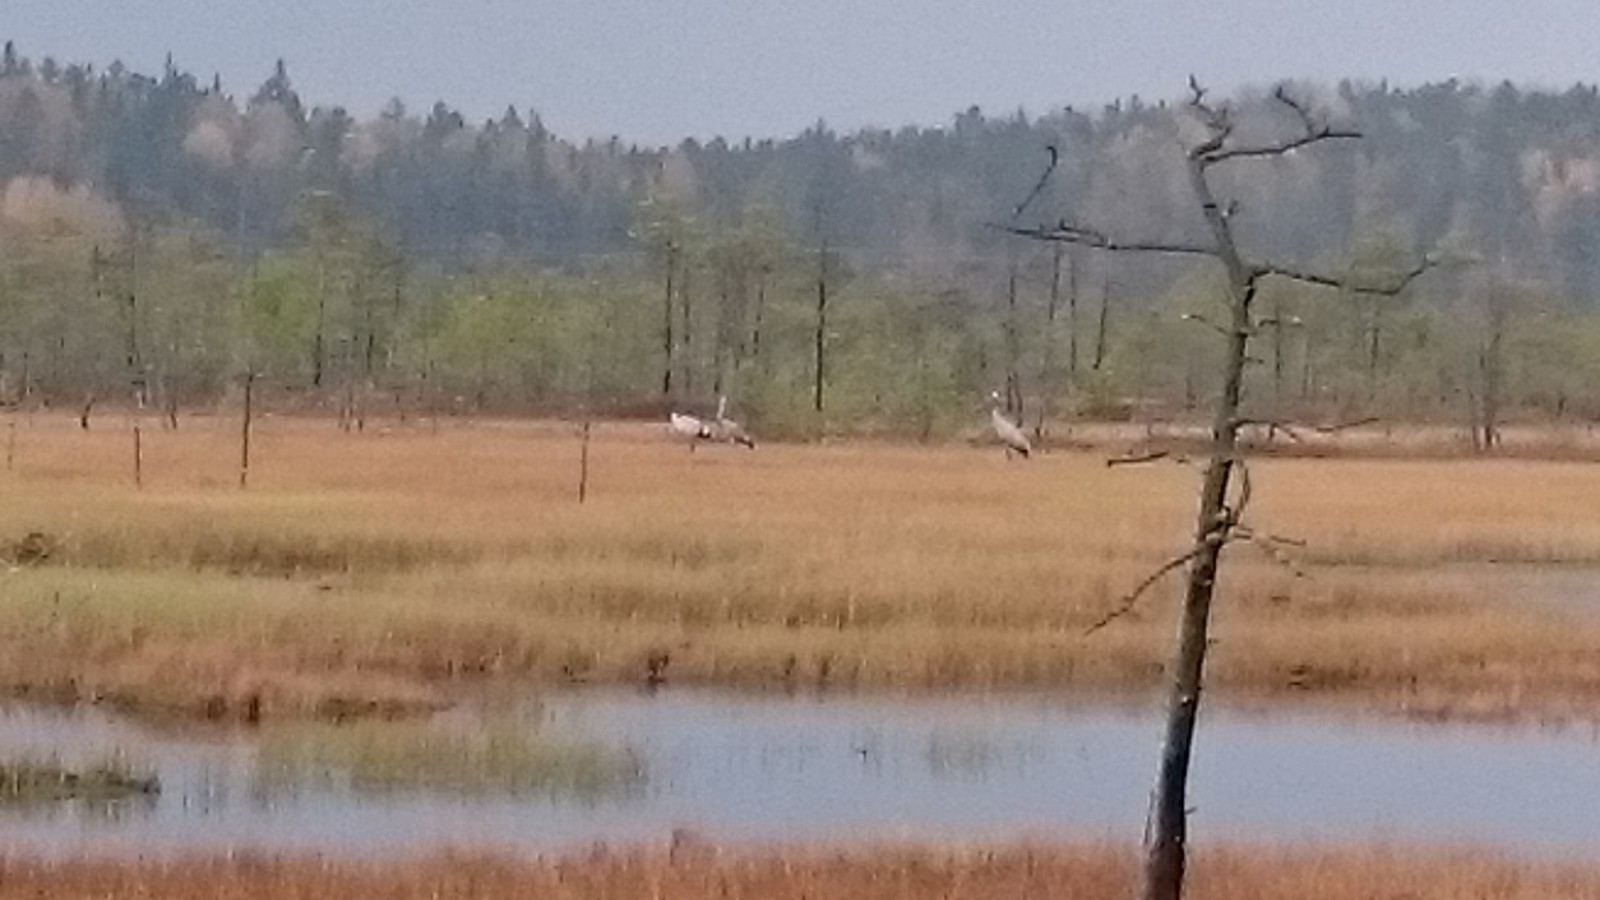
[1007,78,1434,900]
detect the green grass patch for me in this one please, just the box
[0,755,159,803]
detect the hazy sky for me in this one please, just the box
[8,1,1600,144]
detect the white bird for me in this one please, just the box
[989,392,1032,459]
[709,395,756,449]
[668,411,714,452]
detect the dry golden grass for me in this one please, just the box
[2,412,1600,720]
[1,843,1599,899]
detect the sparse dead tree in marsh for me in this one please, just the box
[1473,270,1511,452]
[1035,241,1078,438]
[813,232,830,415]
[1093,275,1115,372]
[239,371,255,489]
[1006,79,1435,900]
[1002,260,1025,421]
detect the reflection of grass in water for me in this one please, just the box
[255,721,645,802]
[0,755,160,804]
[924,732,1007,779]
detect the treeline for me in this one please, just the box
[4,41,1600,434]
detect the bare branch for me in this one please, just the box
[1203,130,1360,165]
[1273,84,1318,134]
[1106,450,1171,468]
[1233,526,1310,579]
[1186,75,1233,159]
[1083,547,1201,636]
[998,222,1215,259]
[1199,84,1361,166]
[1180,312,1232,337]
[1237,415,1382,443]
[1011,145,1059,221]
[1254,256,1438,295]
[1310,415,1380,434]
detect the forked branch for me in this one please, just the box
[1186,74,1233,158]
[1012,145,1059,220]
[1198,84,1361,167]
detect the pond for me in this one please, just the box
[0,689,1595,857]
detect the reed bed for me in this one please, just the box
[1,413,1598,721]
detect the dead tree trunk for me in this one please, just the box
[577,419,592,504]
[680,265,695,398]
[813,239,829,414]
[1477,279,1505,451]
[1004,264,1023,420]
[750,265,769,364]
[1067,246,1080,383]
[661,241,677,398]
[1037,242,1066,436]
[1006,79,1433,900]
[313,256,328,389]
[1093,277,1114,371]
[239,372,255,489]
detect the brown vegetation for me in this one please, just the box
[1,413,1599,721]
[0,844,1598,899]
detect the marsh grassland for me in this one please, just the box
[0,413,1598,722]
[3,845,1600,899]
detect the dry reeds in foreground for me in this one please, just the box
[0,844,1598,899]
[4,414,1600,721]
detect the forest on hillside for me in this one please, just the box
[3,40,1600,436]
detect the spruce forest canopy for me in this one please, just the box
[3,42,1600,432]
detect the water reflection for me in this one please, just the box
[0,691,1592,857]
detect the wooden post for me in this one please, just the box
[577,420,591,504]
[5,420,14,471]
[239,372,255,489]
[133,425,143,489]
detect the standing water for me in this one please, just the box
[0,690,1594,857]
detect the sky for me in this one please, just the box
[7,1,1600,145]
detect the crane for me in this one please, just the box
[989,392,1032,459]
[710,395,756,449]
[668,397,756,451]
[668,411,714,452]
